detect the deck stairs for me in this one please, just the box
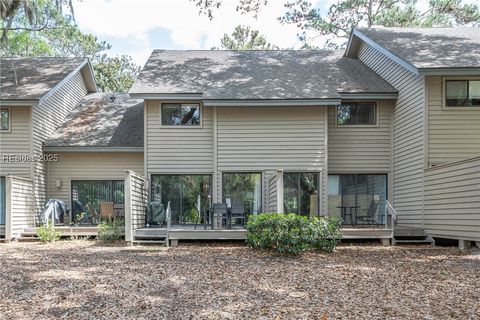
[132,228,168,245]
[393,227,435,245]
[15,229,41,242]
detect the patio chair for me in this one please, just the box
[85,203,98,224]
[230,204,246,228]
[357,198,379,226]
[213,203,228,229]
[100,202,114,220]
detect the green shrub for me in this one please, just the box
[97,218,123,243]
[37,223,62,243]
[246,213,341,254]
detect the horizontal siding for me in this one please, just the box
[32,71,88,214]
[358,42,425,227]
[427,76,480,165]
[424,157,480,241]
[328,101,393,173]
[217,106,327,214]
[0,107,31,177]
[47,152,144,209]
[146,100,213,174]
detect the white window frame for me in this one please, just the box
[0,107,11,133]
[335,102,379,127]
[443,77,480,110]
[159,102,203,128]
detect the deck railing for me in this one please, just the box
[385,200,397,229]
[165,201,171,247]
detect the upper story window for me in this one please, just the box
[0,108,10,131]
[336,103,376,126]
[446,80,480,107]
[161,103,200,126]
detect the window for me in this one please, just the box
[337,103,376,125]
[161,103,200,126]
[446,80,480,107]
[328,174,387,225]
[283,172,320,216]
[151,175,211,224]
[0,108,9,131]
[223,173,262,214]
[71,180,124,224]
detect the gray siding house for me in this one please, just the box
[0,27,479,247]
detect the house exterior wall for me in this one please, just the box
[47,152,144,209]
[0,107,32,177]
[358,41,425,227]
[426,76,480,166]
[145,102,328,214]
[327,100,394,173]
[424,157,480,241]
[32,71,88,215]
[145,100,214,175]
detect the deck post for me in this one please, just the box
[380,238,391,246]
[458,240,471,250]
[4,176,12,241]
[124,171,133,244]
[170,239,178,247]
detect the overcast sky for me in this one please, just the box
[72,0,475,67]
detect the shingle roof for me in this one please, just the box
[0,57,89,100]
[130,50,397,99]
[356,27,480,69]
[45,93,143,148]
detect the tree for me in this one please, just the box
[215,25,278,50]
[0,0,139,92]
[281,0,480,48]
[190,0,480,48]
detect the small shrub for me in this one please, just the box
[97,218,123,243]
[246,213,341,255]
[68,235,91,241]
[37,224,62,243]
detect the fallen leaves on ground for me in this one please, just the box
[0,241,478,320]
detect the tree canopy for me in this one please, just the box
[215,25,278,50]
[0,0,139,92]
[192,0,480,48]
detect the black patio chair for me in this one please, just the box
[357,199,379,226]
[213,203,229,229]
[229,204,246,228]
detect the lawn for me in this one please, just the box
[0,241,478,319]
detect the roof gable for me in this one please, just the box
[0,57,96,101]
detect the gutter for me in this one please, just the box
[0,100,36,107]
[202,99,341,107]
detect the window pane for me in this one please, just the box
[162,103,200,126]
[223,173,262,214]
[0,109,9,130]
[151,175,211,224]
[446,81,468,106]
[283,173,319,217]
[71,180,124,224]
[469,80,480,105]
[337,103,375,125]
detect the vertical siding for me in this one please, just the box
[145,100,213,174]
[32,71,88,215]
[358,42,425,227]
[125,170,147,242]
[47,152,144,209]
[5,176,35,238]
[427,76,480,165]
[424,157,480,241]
[216,106,328,214]
[327,101,393,173]
[0,107,32,176]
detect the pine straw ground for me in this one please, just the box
[0,241,478,320]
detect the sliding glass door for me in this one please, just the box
[283,172,320,217]
[0,177,5,225]
[328,174,387,225]
[151,175,212,224]
[222,172,262,214]
[71,180,125,224]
